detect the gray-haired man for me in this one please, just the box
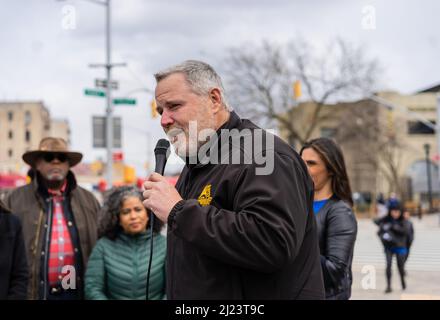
[142,60,324,299]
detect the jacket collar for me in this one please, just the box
[119,229,151,242]
[219,110,241,131]
[186,111,241,169]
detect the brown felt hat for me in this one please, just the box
[22,137,83,168]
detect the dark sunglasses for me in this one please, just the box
[42,153,68,163]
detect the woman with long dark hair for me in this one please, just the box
[375,204,409,293]
[85,186,166,300]
[0,199,28,299]
[300,137,357,300]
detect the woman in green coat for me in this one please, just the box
[85,186,166,300]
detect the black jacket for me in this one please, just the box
[404,220,414,249]
[375,216,408,249]
[314,197,357,300]
[166,111,325,299]
[0,207,28,299]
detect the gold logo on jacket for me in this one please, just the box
[198,184,213,206]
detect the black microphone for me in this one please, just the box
[154,139,171,175]
[146,139,170,300]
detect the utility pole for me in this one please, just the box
[87,0,126,188]
[105,0,113,188]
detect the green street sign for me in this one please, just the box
[113,98,136,105]
[84,89,105,97]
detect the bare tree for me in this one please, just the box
[223,37,382,146]
[375,115,408,199]
[335,99,408,199]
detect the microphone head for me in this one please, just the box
[154,139,171,159]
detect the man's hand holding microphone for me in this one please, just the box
[142,139,182,223]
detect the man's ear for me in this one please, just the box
[209,88,223,113]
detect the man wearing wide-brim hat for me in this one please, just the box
[5,137,101,300]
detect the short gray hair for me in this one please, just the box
[154,60,232,111]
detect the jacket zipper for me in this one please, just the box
[42,197,53,300]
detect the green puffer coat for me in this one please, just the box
[85,230,166,300]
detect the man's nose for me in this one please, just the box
[160,109,174,129]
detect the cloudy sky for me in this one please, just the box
[1,0,439,175]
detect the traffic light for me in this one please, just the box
[123,165,136,184]
[151,99,158,118]
[293,80,301,99]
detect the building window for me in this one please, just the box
[8,111,13,121]
[8,149,13,158]
[25,111,32,125]
[320,127,337,139]
[408,121,435,135]
[25,130,31,142]
[8,130,13,139]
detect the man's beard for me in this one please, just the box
[166,118,216,160]
[165,114,215,161]
[40,172,67,190]
[166,127,198,159]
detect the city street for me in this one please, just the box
[351,213,440,300]
[1,1,440,305]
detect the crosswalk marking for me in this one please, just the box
[352,215,440,272]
